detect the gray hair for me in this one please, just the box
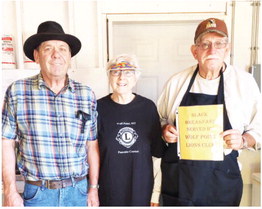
[106,54,139,69]
[106,54,141,78]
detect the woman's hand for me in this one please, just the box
[150,202,159,207]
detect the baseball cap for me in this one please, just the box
[194,18,228,43]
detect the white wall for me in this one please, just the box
[2,0,261,94]
[1,0,261,206]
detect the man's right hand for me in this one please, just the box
[4,191,24,207]
[2,139,24,206]
[162,124,179,143]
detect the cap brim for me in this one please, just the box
[23,33,81,61]
[195,29,228,43]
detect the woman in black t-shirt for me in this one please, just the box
[97,54,166,206]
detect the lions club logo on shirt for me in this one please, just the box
[116,127,138,148]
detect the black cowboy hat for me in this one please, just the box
[23,21,81,61]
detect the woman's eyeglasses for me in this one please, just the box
[109,69,136,77]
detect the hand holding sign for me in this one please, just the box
[220,129,243,150]
[162,124,179,143]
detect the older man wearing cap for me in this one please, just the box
[2,21,99,207]
[157,18,261,206]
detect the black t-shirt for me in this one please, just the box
[97,94,165,206]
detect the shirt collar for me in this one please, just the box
[67,77,75,93]
[37,73,75,93]
[37,73,45,89]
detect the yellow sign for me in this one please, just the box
[177,104,224,161]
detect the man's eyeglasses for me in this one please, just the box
[196,41,228,50]
[109,69,136,77]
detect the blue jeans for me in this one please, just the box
[23,178,88,207]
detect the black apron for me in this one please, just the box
[161,66,243,206]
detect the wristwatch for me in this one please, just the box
[241,135,248,149]
[89,184,99,189]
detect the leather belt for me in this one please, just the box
[26,176,86,189]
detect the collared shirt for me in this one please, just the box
[153,64,261,202]
[2,74,98,180]
[157,64,261,151]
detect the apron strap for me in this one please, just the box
[217,62,227,105]
[179,66,199,105]
[218,63,232,131]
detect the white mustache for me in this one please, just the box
[205,55,220,60]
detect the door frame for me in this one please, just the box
[97,0,232,70]
[106,13,231,61]
[96,1,232,95]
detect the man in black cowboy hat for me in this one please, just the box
[2,21,100,207]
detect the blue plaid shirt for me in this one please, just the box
[2,74,97,180]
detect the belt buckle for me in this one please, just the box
[46,180,51,189]
[45,178,73,189]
